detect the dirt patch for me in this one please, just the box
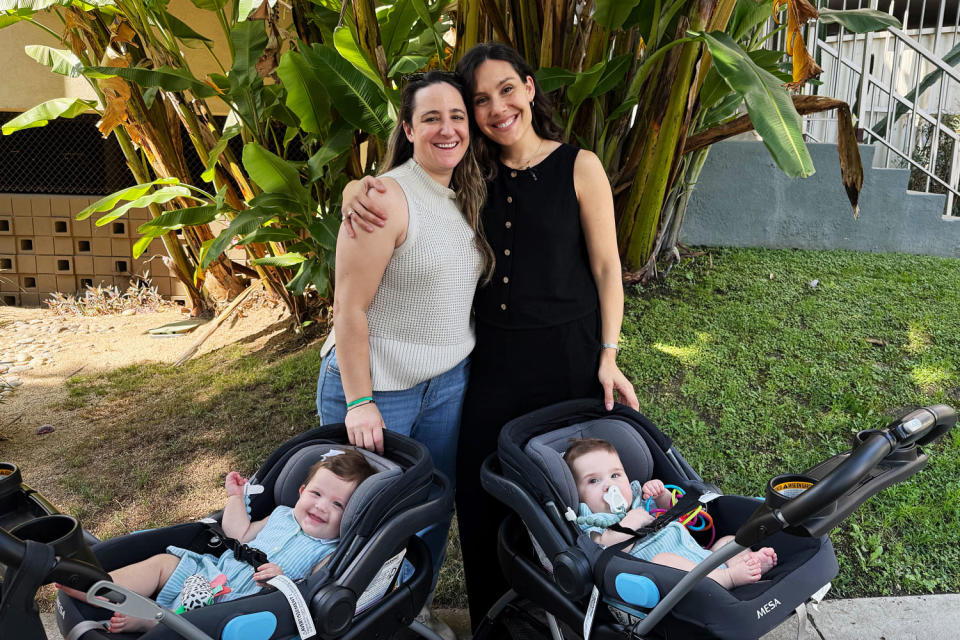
[0,296,301,514]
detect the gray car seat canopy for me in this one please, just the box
[271,444,401,537]
[524,417,655,510]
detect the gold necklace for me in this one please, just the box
[506,138,544,171]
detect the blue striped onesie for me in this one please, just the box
[577,480,720,567]
[155,506,338,609]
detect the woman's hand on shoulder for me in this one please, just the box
[598,353,639,411]
[342,176,389,238]
[345,402,386,455]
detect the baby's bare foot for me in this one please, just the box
[755,547,777,573]
[108,613,156,633]
[713,557,761,589]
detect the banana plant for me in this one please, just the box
[3,0,451,316]
[457,0,899,278]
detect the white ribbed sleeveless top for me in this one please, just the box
[330,158,482,391]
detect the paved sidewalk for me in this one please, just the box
[40,595,960,638]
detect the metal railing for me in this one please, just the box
[773,0,960,217]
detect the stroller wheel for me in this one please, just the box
[474,597,571,640]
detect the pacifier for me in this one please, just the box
[603,485,628,514]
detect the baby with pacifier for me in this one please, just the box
[565,438,777,589]
[58,448,375,632]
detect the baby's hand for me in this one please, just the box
[225,471,247,497]
[253,562,283,585]
[641,479,666,500]
[621,506,654,529]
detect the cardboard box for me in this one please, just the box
[110,220,129,237]
[154,277,172,295]
[36,256,56,274]
[0,255,15,272]
[0,237,13,254]
[93,220,114,238]
[170,295,189,308]
[0,216,11,235]
[19,293,40,307]
[0,275,18,292]
[19,274,38,290]
[17,255,36,273]
[11,197,31,216]
[56,275,77,293]
[54,256,74,274]
[30,197,51,217]
[111,238,131,257]
[75,238,93,254]
[13,218,32,235]
[37,274,56,291]
[0,196,12,215]
[50,197,71,217]
[34,236,55,255]
[17,238,36,254]
[76,275,97,290]
[92,238,112,257]
[73,218,92,236]
[53,237,73,254]
[1,292,20,306]
[94,257,114,274]
[69,197,93,217]
[32,218,53,236]
[112,258,130,274]
[52,218,71,235]
[74,255,94,273]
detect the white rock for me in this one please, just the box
[0,366,7,375]
[7,378,22,387]
[8,365,32,373]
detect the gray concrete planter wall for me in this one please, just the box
[681,141,960,258]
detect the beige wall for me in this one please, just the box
[1,1,231,115]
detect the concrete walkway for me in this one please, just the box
[39,595,960,639]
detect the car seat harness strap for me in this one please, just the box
[605,489,703,544]
[202,521,269,569]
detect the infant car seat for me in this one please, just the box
[52,424,452,640]
[480,398,954,640]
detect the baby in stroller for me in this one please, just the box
[56,449,376,632]
[565,438,777,589]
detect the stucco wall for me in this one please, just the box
[682,141,960,258]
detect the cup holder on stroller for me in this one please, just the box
[0,463,23,500]
[9,514,103,572]
[765,474,837,518]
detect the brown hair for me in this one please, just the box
[563,438,618,476]
[382,70,495,282]
[303,449,377,489]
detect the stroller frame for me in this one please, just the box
[477,398,956,640]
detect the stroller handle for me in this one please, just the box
[736,404,955,546]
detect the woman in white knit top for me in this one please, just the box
[316,72,493,606]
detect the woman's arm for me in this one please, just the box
[333,179,408,453]
[341,176,389,237]
[574,150,639,411]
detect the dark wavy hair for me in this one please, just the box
[382,71,494,282]
[455,42,563,176]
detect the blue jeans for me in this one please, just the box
[316,348,469,589]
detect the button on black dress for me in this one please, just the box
[455,143,604,626]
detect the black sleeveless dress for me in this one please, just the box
[455,143,603,625]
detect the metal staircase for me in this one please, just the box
[785,0,960,217]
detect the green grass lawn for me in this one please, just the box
[621,247,960,598]
[52,247,960,606]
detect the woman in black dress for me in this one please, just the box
[341,43,638,629]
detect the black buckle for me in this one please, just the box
[233,543,268,568]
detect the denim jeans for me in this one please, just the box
[316,347,469,589]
